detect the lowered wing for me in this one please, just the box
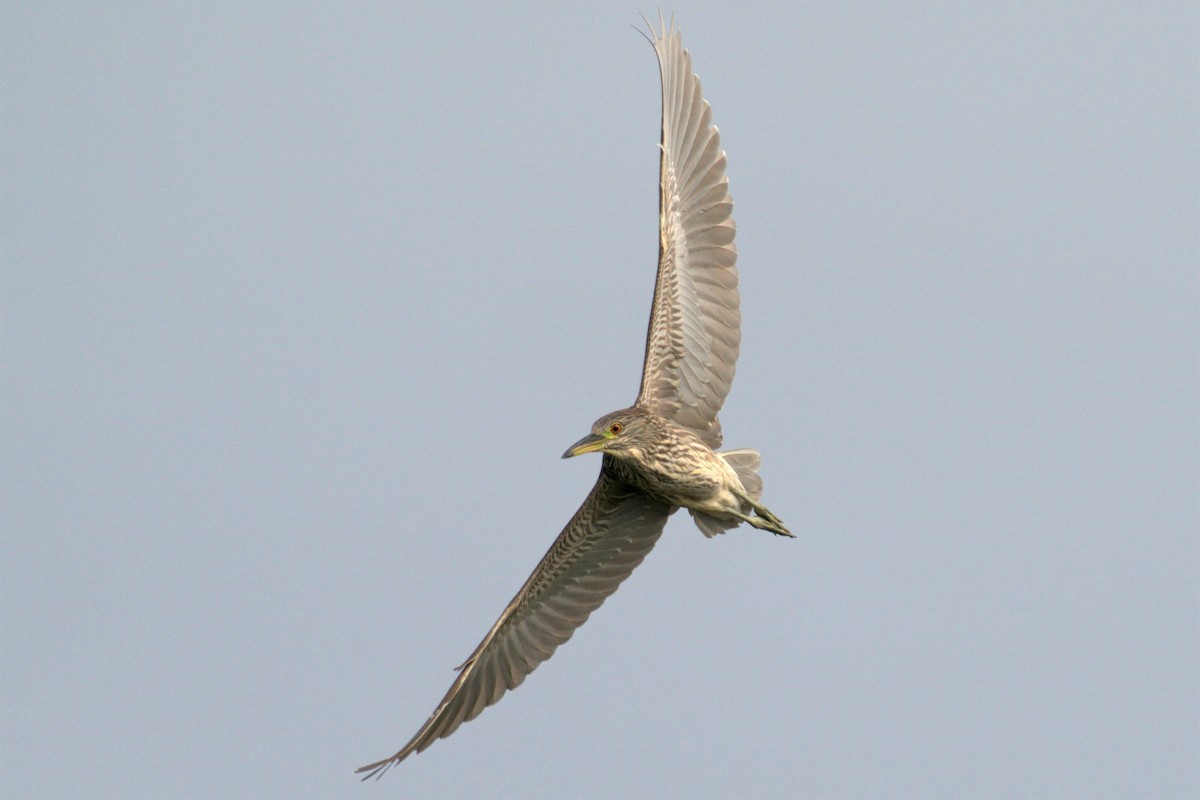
[357,464,672,778]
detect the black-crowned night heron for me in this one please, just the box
[358,16,792,779]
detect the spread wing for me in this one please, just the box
[357,462,672,779]
[635,16,740,449]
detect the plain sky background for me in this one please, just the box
[3,2,1197,798]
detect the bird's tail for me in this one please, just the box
[719,449,763,500]
[690,449,763,537]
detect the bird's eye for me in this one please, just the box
[609,422,623,435]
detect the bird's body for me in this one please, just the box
[579,406,789,537]
[607,416,730,509]
[358,15,791,780]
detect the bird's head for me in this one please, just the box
[562,407,655,460]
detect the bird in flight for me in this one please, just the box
[357,15,792,780]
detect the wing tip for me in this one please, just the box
[356,734,429,781]
[637,9,681,47]
[355,755,398,781]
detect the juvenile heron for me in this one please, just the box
[358,16,791,779]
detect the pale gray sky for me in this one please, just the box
[3,2,1198,798]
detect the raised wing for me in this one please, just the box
[357,463,672,779]
[635,17,740,449]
